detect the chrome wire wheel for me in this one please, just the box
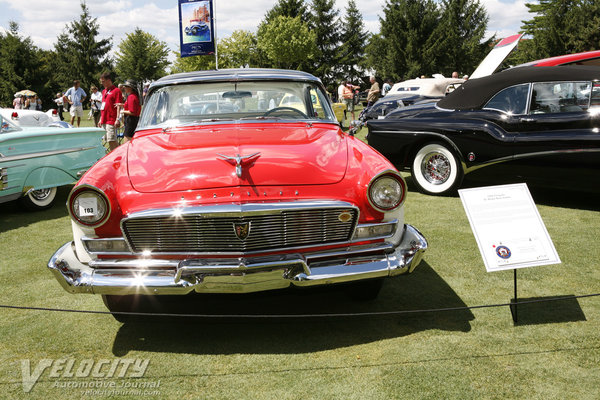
[411,143,463,195]
[421,151,451,185]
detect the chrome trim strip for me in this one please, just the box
[48,224,427,295]
[464,148,600,174]
[122,200,358,220]
[0,146,98,163]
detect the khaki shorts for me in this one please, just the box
[102,124,117,142]
[70,105,83,117]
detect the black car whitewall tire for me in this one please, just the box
[411,143,463,195]
[20,187,58,210]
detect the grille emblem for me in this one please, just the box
[234,221,251,240]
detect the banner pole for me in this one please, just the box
[213,0,218,70]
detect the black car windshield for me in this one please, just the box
[138,81,337,128]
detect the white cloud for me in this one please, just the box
[480,0,530,38]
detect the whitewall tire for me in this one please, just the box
[411,143,463,195]
[20,187,58,211]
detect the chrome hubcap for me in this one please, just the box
[30,188,52,201]
[421,152,450,185]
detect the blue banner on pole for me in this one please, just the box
[178,0,215,57]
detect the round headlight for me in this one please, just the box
[368,174,405,212]
[69,188,110,227]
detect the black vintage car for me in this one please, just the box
[367,66,600,195]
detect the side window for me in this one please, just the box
[530,81,591,114]
[484,83,529,115]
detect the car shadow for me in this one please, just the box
[0,186,71,234]
[111,262,474,356]
[403,173,600,212]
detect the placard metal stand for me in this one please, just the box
[510,269,518,324]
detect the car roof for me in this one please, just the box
[152,68,322,89]
[517,50,600,67]
[437,66,600,110]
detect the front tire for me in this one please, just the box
[345,279,384,301]
[411,142,463,195]
[19,187,57,210]
[102,295,139,323]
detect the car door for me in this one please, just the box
[509,81,600,190]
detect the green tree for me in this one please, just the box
[518,0,599,62]
[428,0,492,77]
[170,52,216,73]
[257,16,317,69]
[115,28,170,84]
[53,1,112,91]
[0,21,53,107]
[369,0,440,80]
[263,0,309,24]
[309,0,340,87]
[338,0,368,82]
[219,30,259,69]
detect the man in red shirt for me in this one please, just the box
[98,71,122,152]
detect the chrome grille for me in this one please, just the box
[122,207,358,253]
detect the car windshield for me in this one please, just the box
[138,81,337,129]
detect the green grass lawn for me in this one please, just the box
[1,114,599,399]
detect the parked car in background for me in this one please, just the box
[48,68,428,319]
[358,77,465,121]
[517,50,600,67]
[366,66,600,195]
[0,113,105,209]
[0,107,60,127]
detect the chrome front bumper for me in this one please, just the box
[48,224,427,295]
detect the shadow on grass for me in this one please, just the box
[0,186,71,234]
[511,295,586,326]
[403,173,600,212]
[111,262,474,356]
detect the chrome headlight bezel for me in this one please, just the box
[68,184,111,228]
[367,170,406,213]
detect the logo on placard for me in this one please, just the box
[495,245,511,259]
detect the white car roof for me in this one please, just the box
[389,78,465,97]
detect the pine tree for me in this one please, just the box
[428,0,492,77]
[371,0,440,80]
[338,0,368,82]
[309,0,340,86]
[263,0,309,24]
[53,2,112,91]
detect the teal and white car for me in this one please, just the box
[0,114,106,210]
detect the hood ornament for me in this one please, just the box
[217,152,261,178]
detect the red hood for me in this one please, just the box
[127,123,348,193]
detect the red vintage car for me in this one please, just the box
[48,69,427,318]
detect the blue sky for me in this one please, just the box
[0,0,530,60]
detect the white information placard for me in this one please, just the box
[459,183,561,272]
[78,197,98,218]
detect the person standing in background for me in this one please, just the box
[64,80,87,127]
[98,72,122,152]
[120,80,141,143]
[366,76,380,108]
[89,86,102,127]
